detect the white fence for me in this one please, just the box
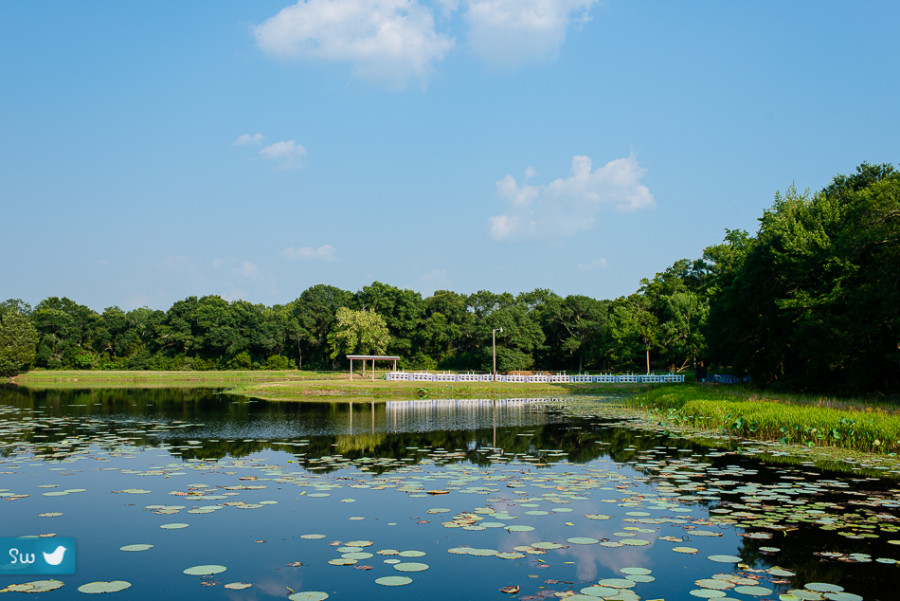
[384,372,684,384]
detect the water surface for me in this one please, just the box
[1,387,898,600]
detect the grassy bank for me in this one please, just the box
[8,369,637,400]
[628,383,900,454]
[10,369,343,389]
[228,378,634,401]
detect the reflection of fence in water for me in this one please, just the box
[384,398,555,435]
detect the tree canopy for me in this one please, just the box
[4,164,897,393]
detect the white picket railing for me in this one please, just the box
[384,372,684,383]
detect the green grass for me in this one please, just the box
[628,383,900,454]
[229,378,638,402]
[10,369,343,389]
[9,369,642,401]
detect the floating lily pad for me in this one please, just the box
[708,554,742,563]
[224,582,252,590]
[77,581,132,594]
[734,585,773,596]
[120,544,153,552]
[1,580,64,593]
[183,565,226,576]
[689,590,726,598]
[160,523,189,529]
[394,562,429,572]
[567,537,599,545]
[597,578,636,589]
[288,592,328,600]
[375,576,413,586]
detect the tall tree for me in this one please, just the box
[0,299,38,376]
[327,308,391,360]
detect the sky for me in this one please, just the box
[2,1,898,312]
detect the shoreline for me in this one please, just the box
[7,370,900,463]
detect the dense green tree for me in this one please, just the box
[286,285,353,368]
[355,282,425,357]
[607,294,658,374]
[707,164,899,391]
[0,300,38,376]
[327,307,391,359]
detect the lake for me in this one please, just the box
[1,387,898,600]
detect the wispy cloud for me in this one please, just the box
[233,260,260,279]
[281,244,337,262]
[578,258,607,271]
[259,140,306,169]
[254,0,454,89]
[233,133,264,146]
[489,155,655,242]
[464,0,597,68]
[233,134,306,169]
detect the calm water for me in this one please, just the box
[1,387,898,600]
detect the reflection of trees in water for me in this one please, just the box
[1,387,685,470]
[4,387,898,597]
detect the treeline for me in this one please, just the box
[1,164,897,392]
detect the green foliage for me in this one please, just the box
[327,307,391,359]
[265,354,291,370]
[707,163,900,391]
[8,163,898,392]
[0,300,38,376]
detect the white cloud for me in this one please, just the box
[489,155,655,242]
[233,261,259,279]
[254,0,454,89]
[260,139,307,169]
[233,133,264,146]
[578,258,607,271]
[281,244,337,261]
[464,0,596,67]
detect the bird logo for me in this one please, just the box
[42,546,67,566]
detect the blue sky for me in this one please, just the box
[2,1,898,312]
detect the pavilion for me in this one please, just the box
[346,354,401,381]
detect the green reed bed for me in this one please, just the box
[629,384,900,454]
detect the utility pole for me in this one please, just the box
[492,327,503,381]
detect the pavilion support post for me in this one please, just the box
[372,359,375,381]
[363,360,366,377]
[349,358,353,381]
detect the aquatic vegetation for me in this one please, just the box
[1,388,897,600]
[629,384,900,453]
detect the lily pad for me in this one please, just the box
[120,544,153,552]
[1,580,64,593]
[708,554,742,563]
[77,581,132,594]
[183,565,226,576]
[375,576,413,586]
[394,562,429,572]
[224,582,252,590]
[288,592,328,601]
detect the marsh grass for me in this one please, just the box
[629,384,900,453]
